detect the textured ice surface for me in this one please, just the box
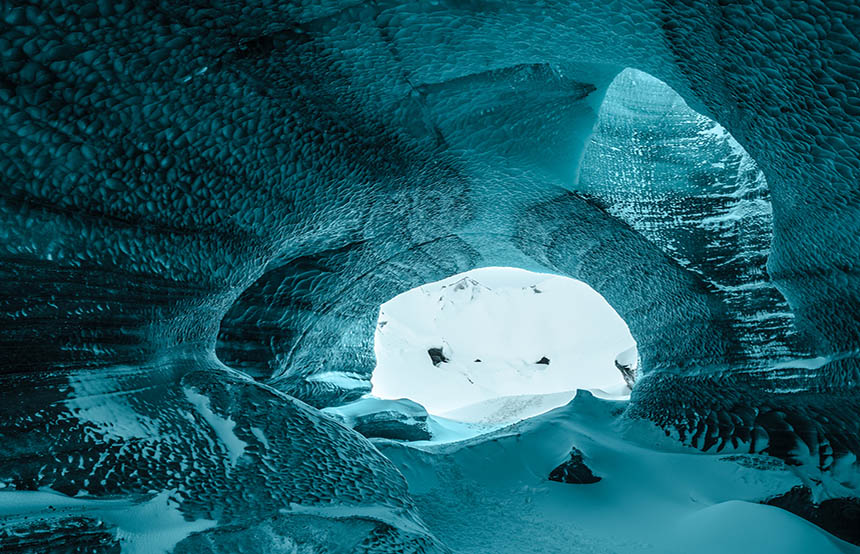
[579,68,799,370]
[0,0,859,550]
[1,360,445,551]
[0,490,216,554]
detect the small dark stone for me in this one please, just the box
[536,356,550,365]
[428,347,448,366]
[237,35,276,58]
[549,446,601,484]
[474,359,481,362]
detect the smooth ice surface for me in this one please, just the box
[379,391,859,554]
[372,268,633,413]
[672,501,850,554]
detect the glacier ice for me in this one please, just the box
[0,0,859,551]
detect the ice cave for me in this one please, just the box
[1,1,859,553]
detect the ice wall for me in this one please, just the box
[580,68,802,370]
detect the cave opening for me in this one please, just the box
[321,267,636,442]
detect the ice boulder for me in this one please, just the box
[324,397,433,442]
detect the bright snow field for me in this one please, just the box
[370,267,636,425]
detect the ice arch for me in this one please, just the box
[370,268,635,416]
[212,65,788,410]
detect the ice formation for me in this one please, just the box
[0,0,858,551]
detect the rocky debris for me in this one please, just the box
[548,446,601,484]
[718,454,787,471]
[0,517,118,553]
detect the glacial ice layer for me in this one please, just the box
[1,0,859,551]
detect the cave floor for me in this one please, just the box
[377,391,858,554]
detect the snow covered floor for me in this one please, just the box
[377,391,860,554]
[440,386,630,427]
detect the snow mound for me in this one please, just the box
[441,390,579,426]
[671,501,848,554]
[378,390,858,553]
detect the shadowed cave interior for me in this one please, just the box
[1,2,859,552]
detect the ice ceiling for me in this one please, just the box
[0,0,859,551]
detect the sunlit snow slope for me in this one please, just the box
[371,268,635,414]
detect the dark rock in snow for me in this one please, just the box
[428,347,449,366]
[536,356,551,365]
[549,446,601,484]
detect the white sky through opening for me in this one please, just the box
[370,267,636,422]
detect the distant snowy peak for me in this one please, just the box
[435,276,489,309]
[434,277,543,307]
[444,276,485,292]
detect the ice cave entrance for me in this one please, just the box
[370,267,636,428]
